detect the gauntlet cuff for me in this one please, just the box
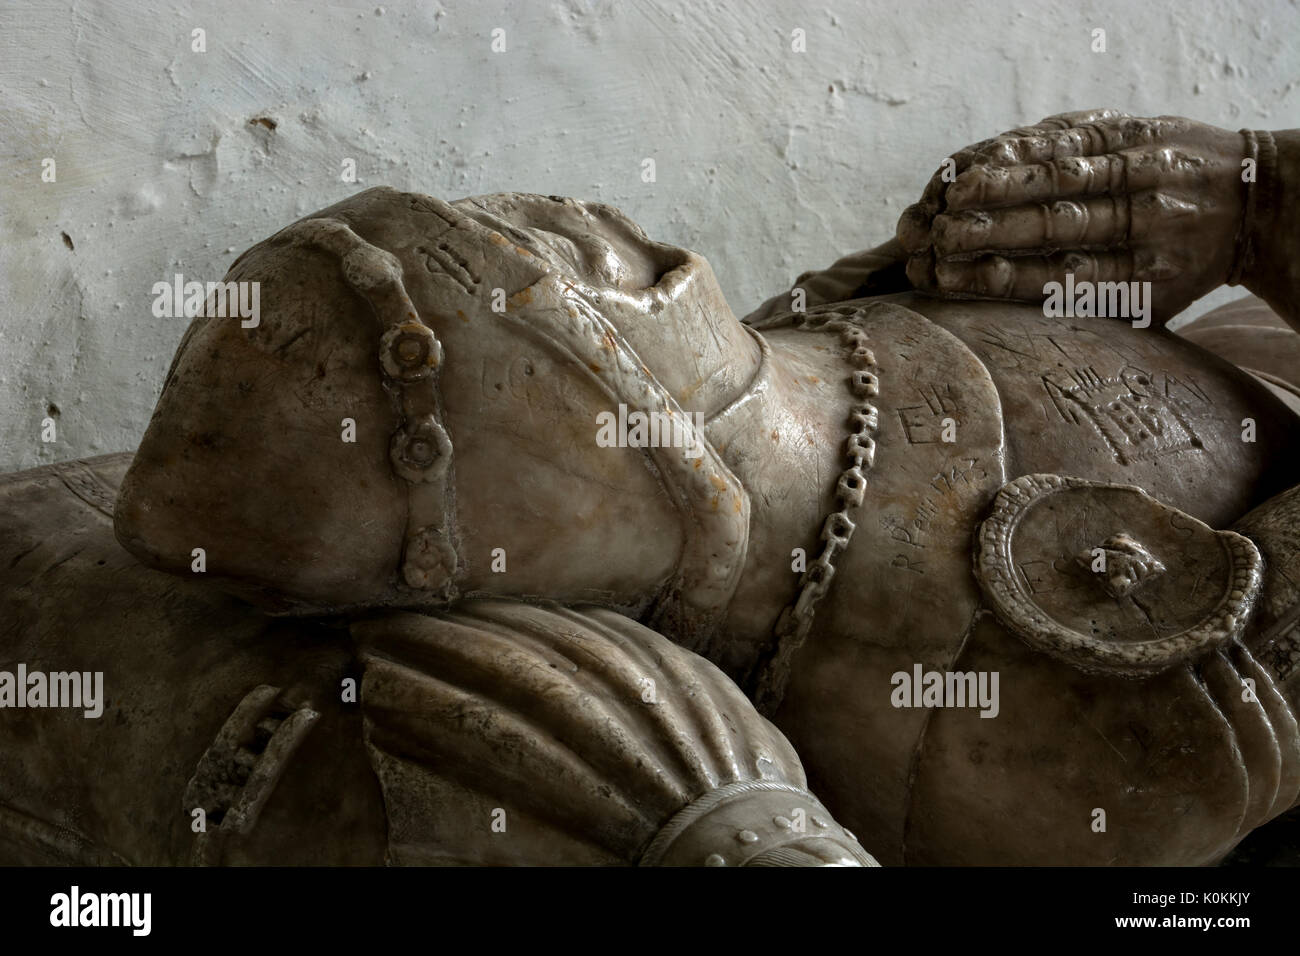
[639,779,877,867]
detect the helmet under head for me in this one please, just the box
[115,188,750,642]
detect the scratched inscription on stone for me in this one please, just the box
[897,382,960,445]
[973,321,1157,371]
[886,456,989,576]
[1041,364,1209,465]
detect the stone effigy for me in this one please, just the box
[2,110,1299,865]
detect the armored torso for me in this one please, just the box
[754,294,1300,866]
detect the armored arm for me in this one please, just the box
[352,598,875,866]
[742,238,910,325]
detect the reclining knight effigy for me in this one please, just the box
[2,110,1299,865]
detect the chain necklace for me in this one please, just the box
[748,303,881,717]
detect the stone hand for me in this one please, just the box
[897,110,1250,323]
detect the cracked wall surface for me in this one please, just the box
[1,0,1297,471]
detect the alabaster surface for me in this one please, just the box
[4,109,1300,866]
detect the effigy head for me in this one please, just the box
[114,188,750,637]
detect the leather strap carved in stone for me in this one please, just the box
[274,217,461,597]
[976,474,1262,676]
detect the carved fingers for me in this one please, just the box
[1008,107,1134,133]
[943,147,1208,211]
[931,190,1206,258]
[904,110,1139,226]
[909,249,1183,301]
[898,110,1247,322]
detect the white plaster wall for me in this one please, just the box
[1,0,1296,472]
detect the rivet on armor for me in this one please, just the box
[705,854,727,866]
[774,816,792,829]
[736,829,759,844]
[390,415,452,483]
[380,322,441,383]
[812,815,829,829]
